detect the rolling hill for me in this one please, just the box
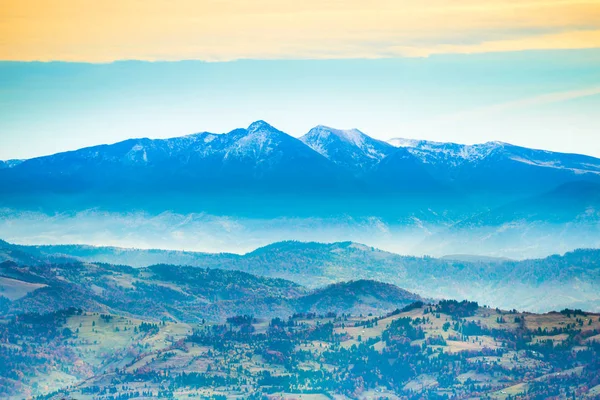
[0,253,424,323]
[2,239,600,312]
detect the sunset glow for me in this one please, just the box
[1,0,599,61]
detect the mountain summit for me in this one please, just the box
[300,125,395,172]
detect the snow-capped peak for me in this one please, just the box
[387,138,441,148]
[300,125,395,171]
[222,120,288,160]
[247,120,276,133]
[308,125,368,148]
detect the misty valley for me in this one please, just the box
[2,121,600,399]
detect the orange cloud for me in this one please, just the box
[1,0,599,61]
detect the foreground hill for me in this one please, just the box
[3,239,600,312]
[2,299,600,399]
[2,242,600,398]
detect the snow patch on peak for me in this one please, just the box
[224,123,284,160]
[485,140,509,147]
[203,134,217,143]
[238,130,270,149]
[453,142,504,160]
[0,159,24,169]
[387,138,442,149]
[125,143,149,164]
[387,138,510,165]
[337,129,367,148]
[301,125,394,170]
[247,120,275,133]
[309,125,366,145]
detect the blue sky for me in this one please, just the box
[1,49,600,159]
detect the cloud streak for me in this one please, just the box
[1,0,599,61]
[449,86,600,120]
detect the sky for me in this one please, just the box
[2,0,600,61]
[0,1,599,159]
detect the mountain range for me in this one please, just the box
[2,120,600,207]
[1,120,600,257]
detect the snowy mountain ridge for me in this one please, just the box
[300,125,395,171]
[0,159,24,169]
[388,138,508,163]
[3,120,600,197]
[387,136,600,173]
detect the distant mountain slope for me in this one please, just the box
[0,240,240,268]
[230,241,417,287]
[417,181,600,258]
[463,180,600,225]
[440,254,513,263]
[0,239,54,266]
[0,240,411,287]
[365,147,449,194]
